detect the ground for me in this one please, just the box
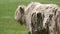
[0,0,60,34]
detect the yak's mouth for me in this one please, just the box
[17,14,25,25]
[18,19,23,25]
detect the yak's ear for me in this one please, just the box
[20,7,24,13]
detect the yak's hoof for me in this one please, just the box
[28,31,31,34]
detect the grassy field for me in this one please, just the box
[0,0,60,34]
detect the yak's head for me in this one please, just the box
[15,5,26,25]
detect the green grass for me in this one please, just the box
[0,0,60,34]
